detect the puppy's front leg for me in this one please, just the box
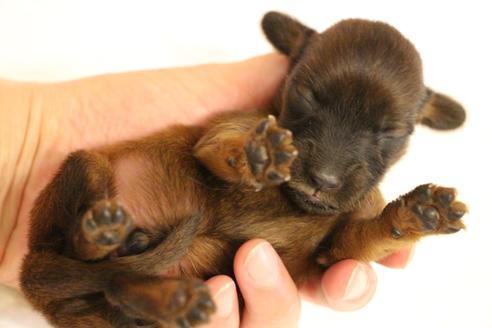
[194,114,297,190]
[316,184,468,267]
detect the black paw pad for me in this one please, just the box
[197,297,215,311]
[447,209,465,221]
[187,293,215,325]
[82,201,133,247]
[437,190,455,207]
[274,150,295,165]
[412,204,439,230]
[84,217,98,230]
[169,288,188,312]
[176,318,192,328]
[96,231,120,245]
[245,143,268,164]
[120,230,150,255]
[187,307,208,323]
[245,143,268,175]
[98,208,113,224]
[175,283,215,328]
[415,184,433,202]
[113,207,126,223]
[391,227,402,239]
[270,131,287,148]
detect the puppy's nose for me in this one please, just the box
[310,172,341,190]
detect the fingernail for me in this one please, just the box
[213,281,236,318]
[406,247,416,266]
[343,264,369,301]
[244,242,280,288]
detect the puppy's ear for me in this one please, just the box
[419,89,466,130]
[262,11,315,57]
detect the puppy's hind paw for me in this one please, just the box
[82,200,133,247]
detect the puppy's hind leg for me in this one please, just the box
[75,199,136,260]
[44,295,136,328]
[106,274,216,328]
[27,149,147,261]
[21,150,144,311]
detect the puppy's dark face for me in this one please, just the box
[262,13,464,215]
[279,70,416,214]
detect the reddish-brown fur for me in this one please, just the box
[20,12,467,328]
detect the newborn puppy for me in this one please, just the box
[21,12,467,328]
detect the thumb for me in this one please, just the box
[234,240,301,328]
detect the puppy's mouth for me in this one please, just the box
[282,184,339,215]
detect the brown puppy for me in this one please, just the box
[21,12,467,328]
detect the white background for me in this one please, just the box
[1,0,491,327]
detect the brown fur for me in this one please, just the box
[20,12,467,328]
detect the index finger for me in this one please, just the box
[377,246,415,269]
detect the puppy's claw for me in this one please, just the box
[266,170,285,184]
[436,188,455,207]
[176,318,191,328]
[270,131,287,148]
[391,227,402,239]
[255,119,270,135]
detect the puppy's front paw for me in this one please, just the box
[245,115,298,190]
[390,184,467,239]
[82,200,133,247]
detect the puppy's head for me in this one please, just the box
[262,12,466,214]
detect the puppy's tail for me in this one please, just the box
[419,88,466,130]
[108,214,201,274]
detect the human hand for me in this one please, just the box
[0,54,413,328]
[202,239,413,327]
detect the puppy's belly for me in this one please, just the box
[111,154,231,278]
[112,154,202,230]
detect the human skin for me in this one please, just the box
[0,53,412,327]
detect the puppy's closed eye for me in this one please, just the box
[282,85,317,124]
[378,128,409,140]
[377,128,410,163]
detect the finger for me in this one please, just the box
[204,275,239,328]
[69,53,288,141]
[212,53,289,110]
[234,239,301,328]
[301,259,377,311]
[377,246,415,268]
